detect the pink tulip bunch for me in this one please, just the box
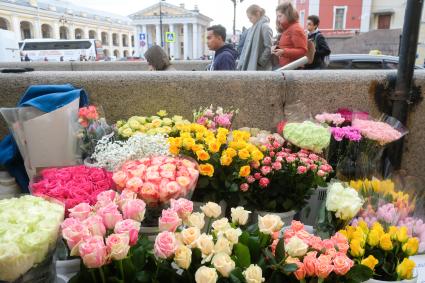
[31,165,114,216]
[61,190,145,268]
[273,221,353,281]
[112,156,199,207]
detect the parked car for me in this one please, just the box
[327,54,424,70]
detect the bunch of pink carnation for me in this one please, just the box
[271,221,353,280]
[331,126,362,142]
[352,119,403,145]
[112,156,199,206]
[31,165,114,216]
[315,112,345,126]
[61,190,144,268]
[78,105,99,128]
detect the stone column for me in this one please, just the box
[97,28,102,41]
[34,19,41,38]
[84,26,89,39]
[108,31,113,53]
[69,24,75,39]
[12,16,21,40]
[169,24,176,58]
[184,23,190,59]
[192,23,199,59]
[155,24,161,46]
[128,31,133,56]
[53,22,60,39]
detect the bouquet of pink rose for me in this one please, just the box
[31,165,114,216]
[193,105,238,130]
[242,136,333,212]
[112,156,199,208]
[61,189,156,283]
[267,220,373,282]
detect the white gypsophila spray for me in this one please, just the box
[91,133,170,171]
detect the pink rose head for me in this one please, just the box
[61,217,81,230]
[114,219,141,246]
[297,166,308,174]
[159,181,182,203]
[97,203,123,230]
[290,221,305,232]
[316,255,334,279]
[125,177,143,193]
[129,164,147,177]
[240,183,249,192]
[170,198,193,220]
[294,262,306,280]
[79,236,107,269]
[140,182,159,206]
[176,176,192,193]
[272,162,282,171]
[322,239,335,250]
[68,203,92,221]
[158,208,182,232]
[96,190,118,206]
[146,166,161,183]
[303,251,318,277]
[286,156,296,163]
[262,157,272,165]
[154,231,178,259]
[106,233,130,261]
[119,189,137,205]
[259,177,270,188]
[246,175,255,184]
[260,166,272,176]
[122,199,146,222]
[331,232,348,245]
[254,173,262,180]
[62,222,91,256]
[112,171,128,189]
[333,253,354,276]
[83,215,106,237]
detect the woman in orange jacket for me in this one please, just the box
[272,2,307,67]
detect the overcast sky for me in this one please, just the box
[70,0,278,34]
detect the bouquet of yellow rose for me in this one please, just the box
[340,221,418,281]
[116,110,190,138]
[168,124,264,207]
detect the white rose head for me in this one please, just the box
[285,236,309,257]
[181,227,201,247]
[201,202,222,219]
[214,236,233,255]
[195,266,218,283]
[212,218,231,233]
[258,214,284,235]
[211,252,236,278]
[196,233,215,259]
[185,212,205,230]
[243,264,265,283]
[224,228,242,245]
[231,207,251,226]
[174,245,192,270]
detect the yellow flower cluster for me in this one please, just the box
[116,110,190,138]
[349,179,414,212]
[168,124,263,178]
[340,221,418,279]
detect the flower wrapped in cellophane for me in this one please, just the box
[193,105,238,131]
[0,195,64,282]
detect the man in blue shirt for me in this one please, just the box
[207,25,238,71]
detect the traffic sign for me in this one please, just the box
[139,33,146,41]
[165,32,176,43]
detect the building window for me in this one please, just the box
[334,6,346,30]
[378,14,391,29]
[299,10,305,28]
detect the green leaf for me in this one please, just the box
[229,268,245,283]
[345,264,374,282]
[269,270,285,283]
[281,263,298,273]
[262,248,277,265]
[135,271,152,283]
[230,183,239,192]
[275,239,285,262]
[132,246,146,271]
[247,236,261,262]
[197,176,210,188]
[239,231,250,246]
[234,243,251,268]
[259,233,271,248]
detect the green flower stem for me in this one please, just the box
[99,267,106,283]
[119,260,125,282]
[90,269,98,283]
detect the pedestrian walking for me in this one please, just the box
[237,27,248,58]
[144,45,175,71]
[272,2,307,68]
[237,5,273,71]
[304,15,331,69]
[207,25,238,71]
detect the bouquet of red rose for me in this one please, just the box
[31,165,114,216]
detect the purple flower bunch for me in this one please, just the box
[331,126,362,142]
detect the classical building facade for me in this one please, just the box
[0,0,135,58]
[130,2,213,60]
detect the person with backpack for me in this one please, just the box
[304,15,331,69]
[272,2,307,68]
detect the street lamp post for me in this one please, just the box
[231,0,244,36]
[159,0,165,47]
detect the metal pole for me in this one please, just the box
[389,0,424,169]
[233,0,236,36]
[160,0,163,47]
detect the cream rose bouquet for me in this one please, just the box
[0,195,64,282]
[150,201,283,283]
[316,181,364,238]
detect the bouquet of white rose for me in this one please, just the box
[0,195,64,282]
